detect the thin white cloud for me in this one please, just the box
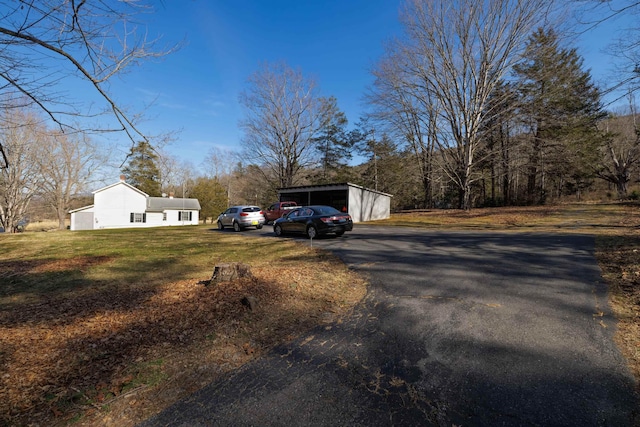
[135,87,188,110]
[159,102,188,110]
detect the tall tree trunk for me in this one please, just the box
[617,179,628,199]
[527,135,543,204]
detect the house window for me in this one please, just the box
[130,212,146,223]
[163,212,167,221]
[178,211,192,221]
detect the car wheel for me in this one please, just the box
[306,225,317,239]
[274,224,283,237]
[233,221,242,232]
[217,221,224,230]
[335,230,344,237]
[256,223,263,230]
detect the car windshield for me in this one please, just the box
[242,207,261,212]
[314,206,341,215]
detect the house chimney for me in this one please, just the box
[169,192,174,199]
[119,175,125,182]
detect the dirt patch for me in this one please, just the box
[0,253,366,426]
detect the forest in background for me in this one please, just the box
[2,0,640,231]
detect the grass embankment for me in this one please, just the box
[373,203,640,388]
[0,227,366,426]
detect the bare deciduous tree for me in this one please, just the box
[0,0,176,168]
[201,147,237,205]
[575,1,640,101]
[38,131,105,230]
[597,100,640,198]
[202,146,237,180]
[368,52,439,208]
[239,62,328,188]
[373,0,551,209]
[0,109,47,233]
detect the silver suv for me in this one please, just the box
[217,206,265,231]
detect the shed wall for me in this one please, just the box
[71,211,94,231]
[348,186,390,222]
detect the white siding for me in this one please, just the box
[70,209,94,231]
[164,210,199,226]
[349,186,391,223]
[94,184,147,229]
[146,212,164,227]
[70,180,201,231]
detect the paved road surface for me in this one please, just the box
[141,226,638,426]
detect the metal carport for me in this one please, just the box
[277,183,392,223]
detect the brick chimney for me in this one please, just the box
[169,192,174,199]
[119,175,126,182]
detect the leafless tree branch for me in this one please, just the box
[239,61,327,188]
[0,0,179,167]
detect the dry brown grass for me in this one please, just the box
[23,220,64,232]
[596,233,640,385]
[0,229,366,426]
[372,203,636,232]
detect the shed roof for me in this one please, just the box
[68,205,94,214]
[278,182,393,197]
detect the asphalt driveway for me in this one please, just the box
[140,226,638,426]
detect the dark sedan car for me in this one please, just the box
[273,205,353,239]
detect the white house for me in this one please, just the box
[69,176,201,231]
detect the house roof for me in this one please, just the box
[92,180,148,197]
[79,178,201,213]
[147,197,201,212]
[68,205,94,214]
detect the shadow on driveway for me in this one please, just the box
[140,227,639,426]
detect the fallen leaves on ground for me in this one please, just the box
[0,254,366,426]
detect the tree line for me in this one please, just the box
[236,1,640,211]
[2,0,640,232]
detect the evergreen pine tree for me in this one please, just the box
[312,97,354,184]
[121,141,162,196]
[513,28,605,202]
[189,177,227,223]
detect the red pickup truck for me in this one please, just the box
[264,201,298,223]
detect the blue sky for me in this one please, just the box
[101,0,635,174]
[106,0,403,171]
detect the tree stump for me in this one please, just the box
[241,295,258,311]
[209,262,253,284]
